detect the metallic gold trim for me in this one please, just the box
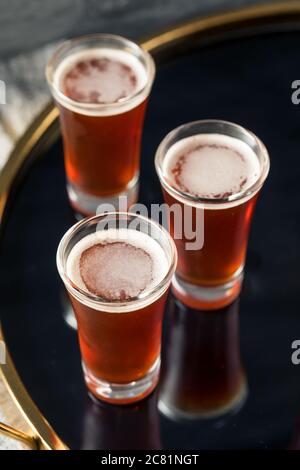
[0,342,68,450]
[141,1,300,53]
[0,103,59,217]
[0,421,38,450]
[0,1,300,450]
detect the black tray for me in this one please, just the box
[1,3,300,450]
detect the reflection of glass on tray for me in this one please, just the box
[159,296,247,421]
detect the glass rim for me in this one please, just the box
[46,33,156,115]
[56,212,177,311]
[155,119,270,206]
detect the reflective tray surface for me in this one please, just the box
[1,22,300,449]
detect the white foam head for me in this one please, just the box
[163,133,261,201]
[66,228,169,302]
[53,48,147,112]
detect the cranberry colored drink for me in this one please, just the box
[47,35,155,215]
[156,120,270,309]
[57,213,176,404]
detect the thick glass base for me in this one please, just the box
[172,268,244,310]
[67,175,139,216]
[158,379,248,422]
[82,357,160,405]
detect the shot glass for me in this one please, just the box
[155,120,270,309]
[56,212,177,404]
[46,34,155,215]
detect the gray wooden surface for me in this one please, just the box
[0,0,275,58]
[0,0,280,451]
